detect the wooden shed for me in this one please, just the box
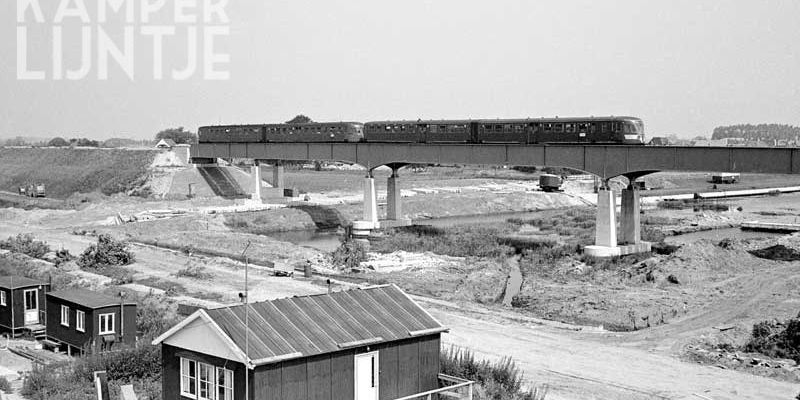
[45,289,137,355]
[153,284,472,400]
[0,276,50,337]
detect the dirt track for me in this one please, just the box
[426,303,798,400]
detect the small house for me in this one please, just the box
[0,276,50,337]
[156,139,178,149]
[153,284,473,400]
[45,289,137,355]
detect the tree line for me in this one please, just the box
[0,127,198,148]
[712,124,800,141]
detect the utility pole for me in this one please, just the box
[241,241,252,400]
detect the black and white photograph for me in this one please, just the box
[1,1,800,399]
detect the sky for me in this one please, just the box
[1,0,799,140]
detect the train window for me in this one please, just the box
[565,123,575,133]
[400,125,406,131]
[514,125,524,132]
[543,123,551,132]
[554,123,563,133]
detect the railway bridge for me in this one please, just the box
[192,143,800,256]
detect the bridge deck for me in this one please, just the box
[192,143,800,179]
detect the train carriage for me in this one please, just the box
[199,122,363,143]
[199,116,644,145]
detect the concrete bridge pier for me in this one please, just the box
[272,161,285,191]
[620,184,641,245]
[584,182,651,257]
[250,160,262,202]
[362,172,379,228]
[387,168,401,220]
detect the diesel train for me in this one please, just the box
[198,116,645,145]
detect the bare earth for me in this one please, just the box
[2,170,800,399]
[428,303,798,400]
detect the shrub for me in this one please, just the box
[23,345,162,400]
[0,233,51,258]
[54,248,75,267]
[174,265,213,280]
[0,376,10,393]
[330,239,369,270]
[441,346,547,400]
[743,313,800,363]
[77,235,135,269]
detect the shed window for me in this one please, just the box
[217,367,234,400]
[61,305,69,327]
[98,313,115,335]
[76,310,85,332]
[199,363,214,400]
[180,358,233,400]
[181,358,197,398]
[0,291,5,306]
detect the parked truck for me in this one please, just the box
[539,174,563,192]
[25,183,46,197]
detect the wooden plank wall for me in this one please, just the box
[249,334,441,400]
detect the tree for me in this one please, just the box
[286,115,313,124]
[47,137,70,147]
[155,127,197,144]
[70,138,100,147]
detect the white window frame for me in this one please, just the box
[181,358,197,399]
[60,305,69,327]
[216,367,233,400]
[76,310,85,332]
[0,291,6,306]
[98,313,115,335]
[198,362,214,400]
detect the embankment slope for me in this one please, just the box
[0,147,158,198]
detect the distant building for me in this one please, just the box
[153,285,473,400]
[0,276,50,337]
[46,289,137,355]
[155,139,178,149]
[647,137,670,146]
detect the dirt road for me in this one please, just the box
[428,305,798,400]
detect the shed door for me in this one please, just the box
[355,351,379,400]
[23,289,39,325]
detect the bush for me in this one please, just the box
[77,235,135,269]
[441,347,547,400]
[330,239,369,270]
[0,376,10,393]
[0,233,51,258]
[174,265,213,280]
[23,345,162,400]
[743,313,800,363]
[54,248,75,267]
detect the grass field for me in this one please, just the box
[0,148,158,198]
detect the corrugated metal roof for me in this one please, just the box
[48,289,136,309]
[0,276,46,290]
[203,285,446,365]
